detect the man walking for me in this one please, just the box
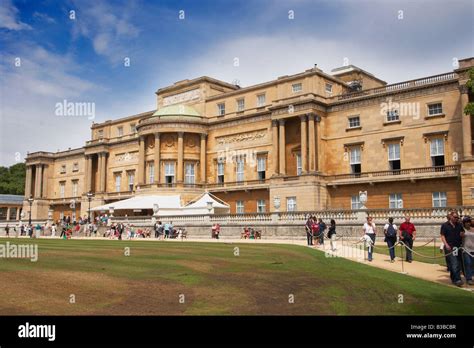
[384,217,398,262]
[305,215,313,246]
[318,218,327,245]
[400,216,416,263]
[441,211,464,286]
[5,224,9,238]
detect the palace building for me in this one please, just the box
[23,57,474,221]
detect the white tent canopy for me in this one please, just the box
[183,192,230,214]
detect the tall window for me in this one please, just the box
[287,197,297,212]
[257,94,266,107]
[217,161,225,184]
[148,162,155,184]
[236,157,244,182]
[296,153,302,175]
[236,98,245,112]
[292,83,302,93]
[257,156,266,180]
[217,103,225,116]
[115,173,121,192]
[117,126,123,136]
[72,180,78,197]
[236,201,244,214]
[59,182,65,198]
[388,143,401,171]
[432,192,447,207]
[127,171,135,191]
[349,147,361,174]
[430,138,445,167]
[185,163,195,184]
[165,162,175,185]
[351,195,362,209]
[257,200,266,213]
[386,110,399,122]
[428,103,443,116]
[389,193,403,208]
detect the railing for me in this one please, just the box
[366,207,474,222]
[277,210,359,222]
[335,72,457,101]
[210,213,273,222]
[207,179,268,189]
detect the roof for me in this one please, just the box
[0,194,24,205]
[185,192,230,209]
[91,195,181,211]
[152,104,201,118]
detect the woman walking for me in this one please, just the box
[327,219,337,251]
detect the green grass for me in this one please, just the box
[0,237,472,315]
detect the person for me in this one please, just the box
[215,223,221,239]
[440,211,464,286]
[51,223,57,237]
[384,217,398,262]
[363,216,376,261]
[211,223,218,239]
[117,222,124,240]
[5,224,9,238]
[318,218,326,245]
[311,217,319,247]
[305,215,313,246]
[461,216,474,285]
[35,223,42,238]
[169,222,174,238]
[155,221,162,239]
[164,222,170,239]
[399,216,416,263]
[327,219,337,251]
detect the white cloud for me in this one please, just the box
[0,0,32,30]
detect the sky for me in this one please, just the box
[0,0,473,166]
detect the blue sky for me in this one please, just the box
[0,0,473,166]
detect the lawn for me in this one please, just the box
[0,238,472,315]
[372,243,447,266]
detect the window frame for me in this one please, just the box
[217,103,225,116]
[115,173,122,192]
[351,195,362,210]
[236,200,245,214]
[292,83,302,93]
[236,98,245,112]
[389,193,403,209]
[287,197,297,212]
[428,103,443,116]
[256,93,266,107]
[184,162,195,184]
[257,199,266,213]
[348,116,360,128]
[432,192,447,208]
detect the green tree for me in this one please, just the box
[464,67,474,116]
[0,163,26,195]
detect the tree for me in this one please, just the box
[464,67,474,116]
[0,163,26,195]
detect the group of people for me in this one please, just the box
[240,226,262,239]
[153,221,186,240]
[305,216,336,251]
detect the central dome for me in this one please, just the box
[152,104,200,118]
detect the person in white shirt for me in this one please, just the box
[384,217,398,262]
[461,216,474,285]
[363,216,376,261]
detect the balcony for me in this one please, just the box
[207,179,269,192]
[326,165,460,186]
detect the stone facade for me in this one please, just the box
[23,58,474,220]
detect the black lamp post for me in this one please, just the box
[87,191,94,223]
[27,195,34,226]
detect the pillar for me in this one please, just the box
[41,165,48,198]
[177,132,184,183]
[278,119,286,175]
[300,115,308,173]
[154,133,161,184]
[25,165,32,198]
[272,120,279,175]
[99,153,106,192]
[16,207,20,220]
[97,154,103,192]
[86,155,93,192]
[461,88,472,159]
[308,114,316,172]
[34,164,42,197]
[200,134,207,184]
[138,135,146,184]
[6,207,10,221]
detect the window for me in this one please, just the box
[59,182,65,198]
[117,126,123,136]
[388,143,401,171]
[130,123,136,133]
[292,83,302,93]
[351,195,362,210]
[430,138,445,167]
[72,163,79,172]
[9,207,17,220]
[349,147,361,174]
[257,94,266,107]
[148,162,155,184]
[165,162,175,185]
[97,129,104,139]
[287,197,297,212]
[428,103,443,116]
[217,103,225,116]
[386,110,399,122]
[257,156,266,180]
[72,180,78,197]
[185,163,195,184]
[217,162,225,184]
[348,116,360,128]
[115,173,121,192]
[0,208,7,221]
[257,200,266,213]
[236,98,245,112]
[127,171,135,191]
[432,192,447,208]
[60,165,66,174]
[389,193,403,209]
[236,157,244,182]
[296,153,302,175]
[325,83,333,93]
[236,201,244,214]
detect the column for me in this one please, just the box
[308,114,316,172]
[272,120,279,175]
[34,164,43,197]
[154,133,161,184]
[25,165,32,198]
[138,135,146,184]
[200,134,207,184]
[278,119,286,175]
[6,207,10,221]
[99,153,106,192]
[86,155,93,192]
[315,115,320,171]
[97,154,103,192]
[16,208,20,220]
[461,88,472,159]
[177,132,184,183]
[300,115,308,173]
[41,165,48,198]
